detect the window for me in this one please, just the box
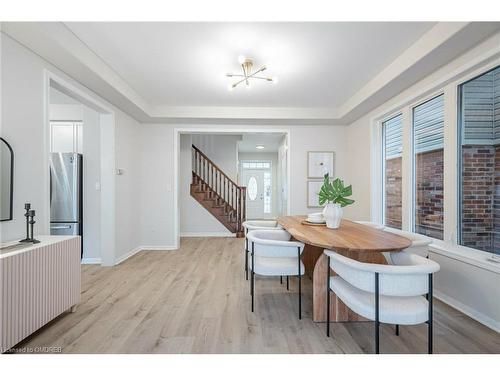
[413,94,444,240]
[247,176,258,201]
[382,114,403,229]
[263,172,271,214]
[241,161,271,169]
[458,65,500,254]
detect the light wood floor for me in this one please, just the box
[14,237,500,354]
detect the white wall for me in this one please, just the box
[191,134,240,180]
[140,124,349,248]
[114,110,141,259]
[345,31,500,332]
[82,107,101,260]
[1,33,52,242]
[290,126,350,216]
[0,33,141,264]
[139,124,176,248]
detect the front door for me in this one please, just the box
[241,165,272,219]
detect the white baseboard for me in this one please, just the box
[140,245,178,251]
[180,232,235,238]
[434,290,500,333]
[81,257,101,264]
[114,246,142,265]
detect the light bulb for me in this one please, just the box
[238,55,246,64]
[272,76,279,84]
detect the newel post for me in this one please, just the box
[241,186,246,226]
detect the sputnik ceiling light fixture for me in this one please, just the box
[226,56,278,91]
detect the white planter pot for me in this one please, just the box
[322,203,343,229]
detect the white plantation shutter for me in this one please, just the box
[383,114,403,159]
[413,94,444,154]
[493,69,500,139]
[461,68,500,144]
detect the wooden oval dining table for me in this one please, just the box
[277,215,412,322]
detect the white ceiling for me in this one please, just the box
[65,22,436,108]
[5,22,500,123]
[238,133,285,153]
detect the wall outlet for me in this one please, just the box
[95,182,101,191]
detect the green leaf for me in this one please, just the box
[316,176,355,206]
[342,185,352,197]
[316,174,355,206]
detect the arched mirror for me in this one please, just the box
[0,137,14,221]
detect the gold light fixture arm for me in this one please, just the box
[227,57,276,89]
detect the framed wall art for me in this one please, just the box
[307,180,324,208]
[307,151,334,178]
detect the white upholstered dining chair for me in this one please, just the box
[242,220,282,280]
[324,250,440,353]
[246,229,305,319]
[353,220,385,230]
[382,227,432,262]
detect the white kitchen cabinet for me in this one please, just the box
[50,121,83,153]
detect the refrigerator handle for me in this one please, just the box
[49,165,52,206]
[51,225,72,230]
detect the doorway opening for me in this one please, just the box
[45,72,116,265]
[174,129,289,245]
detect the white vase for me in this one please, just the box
[322,203,343,229]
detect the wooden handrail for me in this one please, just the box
[192,145,240,188]
[192,144,246,232]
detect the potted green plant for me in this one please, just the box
[318,173,355,229]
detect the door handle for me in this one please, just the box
[51,225,72,229]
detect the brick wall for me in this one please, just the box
[415,149,444,239]
[385,157,402,229]
[494,146,500,253]
[386,145,500,253]
[461,145,496,252]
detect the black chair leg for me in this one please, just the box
[428,274,433,354]
[245,250,248,280]
[280,276,283,284]
[245,231,249,280]
[251,242,255,312]
[298,246,301,320]
[286,276,289,290]
[375,273,380,354]
[326,257,330,337]
[298,275,302,320]
[395,324,399,336]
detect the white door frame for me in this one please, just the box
[43,70,116,266]
[173,128,291,249]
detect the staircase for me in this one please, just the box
[190,145,246,237]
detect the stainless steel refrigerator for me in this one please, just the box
[50,153,83,253]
